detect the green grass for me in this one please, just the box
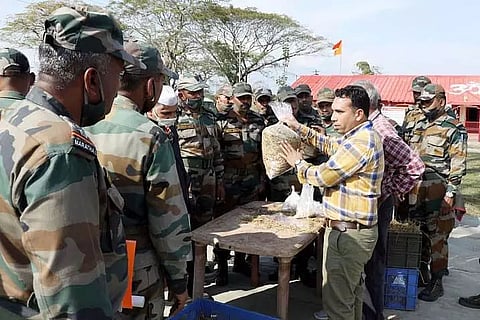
[461,152,480,216]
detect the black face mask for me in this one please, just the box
[81,73,105,127]
[184,98,203,110]
[321,114,332,122]
[423,108,441,122]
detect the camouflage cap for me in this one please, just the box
[232,82,253,97]
[294,84,312,96]
[277,86,297,102]
[0,48,30,76]
[411,75,432,92]
[123,40,176,78]
[43,6,145,69]
[418,84,446,100]
[177,75,208,91]
[216,83,233,97]
[316,87,335,103]
[254,87,273,100]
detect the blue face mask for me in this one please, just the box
[81,73,106,127]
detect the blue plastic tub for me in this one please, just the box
[169,298,279,320]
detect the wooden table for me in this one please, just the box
[191,201,325,320]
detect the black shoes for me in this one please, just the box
[418,275,444,302]
[459,293,480,309]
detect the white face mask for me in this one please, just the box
[156,118,177,127]
[152,108,177,127]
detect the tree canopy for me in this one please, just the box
[0,0,85,47]
[354,61,382,75]
[1,0,329,83]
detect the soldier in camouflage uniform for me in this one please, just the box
[208,83,234,121]
[294,84,325,164]
[87,42,192,319]
[0,48,35,111]
[251,87,278,127]
[147,85,190,208]
[176,75,224,295]
[214,82,266,284]
[408,84,467,302]
[0,6,144,319]
[402,76,431,144]
[315,87,341,138]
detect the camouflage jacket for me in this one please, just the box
[408,111,467,194]
[86,95,192,283]
[203,101,230,121]
[402,104,425,144]
[296,107,324,163]
[217,110,265,168]
[0,90,25,111]
[0,86,126,319]
[177,106,224,181]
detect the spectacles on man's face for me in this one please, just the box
[420,98,434,107]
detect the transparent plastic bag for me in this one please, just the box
[270,101,292,121]
[295,184,323,218]
[262,122,301,179]
[282,186,300,211]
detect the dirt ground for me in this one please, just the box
[184,214,480,320]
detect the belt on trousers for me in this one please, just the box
[183,158,213,169]
[325,218,373,232]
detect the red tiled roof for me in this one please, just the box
[291,75,480,105]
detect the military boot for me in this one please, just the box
[418,261,430,287]
[418,272,444,302]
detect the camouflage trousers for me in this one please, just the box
[115,250,164,320]
[410,179,455,274]
[186,167,216,230]
[215,167,262,216]
[267,169,301,202]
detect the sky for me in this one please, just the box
[1,0,479,90]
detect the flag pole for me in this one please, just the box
[339,55,342,74]
[332,40,343,74]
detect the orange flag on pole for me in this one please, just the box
[332,40,342,56]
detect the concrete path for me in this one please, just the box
[188,214,480,320]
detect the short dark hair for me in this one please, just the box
[38,43,110,91]
[120,72,147,91]
[334,85,370,117]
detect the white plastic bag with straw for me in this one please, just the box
[261,101,301,179]
[270,101,292,122]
